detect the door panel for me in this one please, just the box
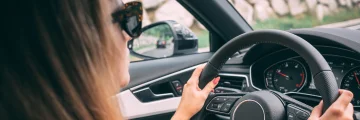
[118,53,213,119]
[117,90,180,119]
[123,53,213,90]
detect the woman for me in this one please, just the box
[0,0,354,119]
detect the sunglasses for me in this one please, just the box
[112,1,143,38]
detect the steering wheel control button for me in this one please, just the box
[213,96,228,103]
[208,103,223,111]
[214,104,221,110]
[287,104,310,120]
[208,103,216,110]
[296,110,310,119]
[287,105,296,113]
[220,97,228,101]
[218,103,224,109]
[171,80,183,95]
[220,106,230,112]
[287,113,295,120]
[214,97,223,102]
[207,96,240,113]
[220,101,234,112]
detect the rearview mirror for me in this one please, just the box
[128,20,198,58]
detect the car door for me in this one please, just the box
[120,53,213,120]
[116,0,251,119]
[117,0,212,119]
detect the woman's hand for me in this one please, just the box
[309,89,354,120]
[171,64,220,120]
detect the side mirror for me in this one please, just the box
[128,20,198,59]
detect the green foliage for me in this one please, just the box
[322,8,360,24]
[130,55,143,62]
[132,43,154,51]
[196,30,209,48]
[143,24,172,38]
[253,8,360,30]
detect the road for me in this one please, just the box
[138,44,174,57]
[141,46,174,57]
[317,18,360,30]
[137,43,209,58]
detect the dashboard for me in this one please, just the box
[250,46,360,107]
[263,55,360,93]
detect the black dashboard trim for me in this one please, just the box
[219,73,249,87]
[289,28,360,53]
[244,28,360,64]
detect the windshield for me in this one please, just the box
[230,0,360,30]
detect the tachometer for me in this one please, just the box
[265,60,307,93]
[340,67,360,106]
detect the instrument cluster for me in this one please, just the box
[263,55,360,106]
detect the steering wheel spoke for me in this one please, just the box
[272,91,312,120]
[285,104,311,120]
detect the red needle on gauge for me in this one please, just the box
[354,72,360,85]
[277,71,289,78]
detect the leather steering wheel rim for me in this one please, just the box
[198,30,339,114]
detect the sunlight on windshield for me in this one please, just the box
[230,0,360,30]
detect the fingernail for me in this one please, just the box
[211,90,214,92]
[213,77,220,84]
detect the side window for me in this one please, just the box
[229,0,360,30]
[128,0,210,62]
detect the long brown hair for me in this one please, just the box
[1,0,124,119]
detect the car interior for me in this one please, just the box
[118,0,360,120]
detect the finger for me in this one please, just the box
[187,64,206,85]
[323,90,354,118]
[344,103,354,117]
[196,86,201,91]
[191,64,206,78]
[201,77,220,94]
[309,100,323,118]
[332,90,353,110]
[186,77,198,86]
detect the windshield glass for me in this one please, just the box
[230,0,360,30]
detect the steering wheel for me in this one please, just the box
[195,30,339,120]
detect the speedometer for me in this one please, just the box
[340,67,360,106]
[265,60,307,93]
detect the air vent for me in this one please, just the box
[218,74,247,90]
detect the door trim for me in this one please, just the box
[130,63,204,91]
[117,90,181,119]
